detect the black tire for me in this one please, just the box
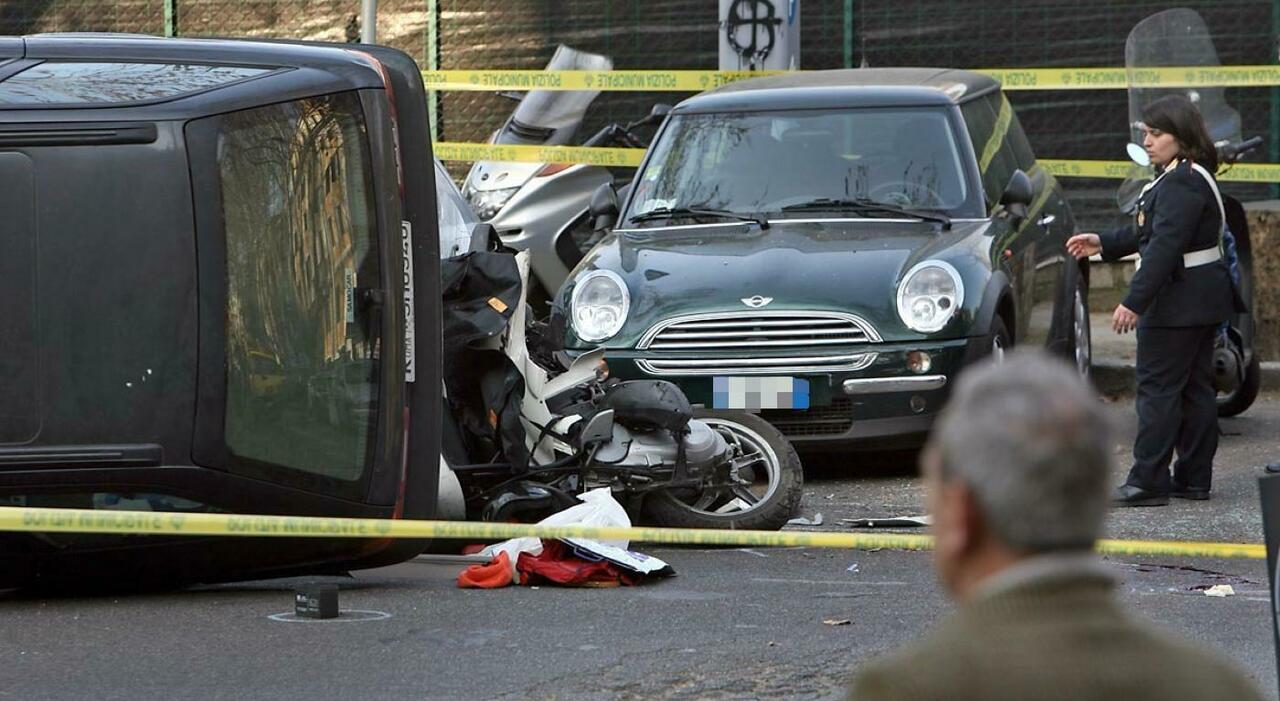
[1064,265,1092,378]
[1218,353,1261,417]
[989,314,1012,361]
[642,409,803,531]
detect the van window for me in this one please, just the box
[217,93,381,481]
[0,62,271,105]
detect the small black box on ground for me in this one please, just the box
[295,584,339,619]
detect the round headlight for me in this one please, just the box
[897,261,964,333]
[570,270,630,343]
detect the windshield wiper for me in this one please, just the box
[628,206,770,229]
[780,198,951,229]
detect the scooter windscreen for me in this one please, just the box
[463,45,614,215]
[1117,8,1242,213]
[506,45,613,141]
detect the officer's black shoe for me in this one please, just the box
[1265,462,1280,475]
[1111,484,1169,507]
[1171,487,1211,501]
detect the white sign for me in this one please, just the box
[343,269,357,324]
[401,220,416,383]
[719,0,800,71]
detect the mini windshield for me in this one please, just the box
[626,108,972,225]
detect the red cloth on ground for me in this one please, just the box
[457,551,514,589]
[516,540,639,587]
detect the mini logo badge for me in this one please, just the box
[740,295,773,308]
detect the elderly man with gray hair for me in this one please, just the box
[848,351,1261,701]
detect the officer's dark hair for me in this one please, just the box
[1142,94,1218,173]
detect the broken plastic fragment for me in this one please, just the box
[842,514,933,528]
[1204,584,1236,598]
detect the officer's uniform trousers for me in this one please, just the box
[1099,159,1242,493]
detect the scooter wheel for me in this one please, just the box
[641,409,803,531]
[1218,353,1261,417]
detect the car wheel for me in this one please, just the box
[990,315,1011,362]
[1066,269,1092,378]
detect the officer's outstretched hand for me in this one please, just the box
[1066,233,1101,260]
[1112,304,1138,334]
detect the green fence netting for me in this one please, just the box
[4,0,1277,230]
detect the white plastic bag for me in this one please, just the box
[478,487,630,575]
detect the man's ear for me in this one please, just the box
[936,481,983,558]
[955,484,987,555]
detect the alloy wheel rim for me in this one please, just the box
[685,418,781,516]
[1074,286,1091,376]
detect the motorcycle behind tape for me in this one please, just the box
[1117,8,1262,416]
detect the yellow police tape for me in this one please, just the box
[422,66,1280,93]
[422,69,782,92]
[0,506,1265,560]
[1040,159,1280,184]
[985,65,1280,90]
[433,141,645,167]
[433,143,1280,184]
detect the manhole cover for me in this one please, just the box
[267,609,392,623]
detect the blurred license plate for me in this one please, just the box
[712,377,810,410]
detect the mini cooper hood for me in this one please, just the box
[572,219,992,346]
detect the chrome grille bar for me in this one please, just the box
[636,353,878,376]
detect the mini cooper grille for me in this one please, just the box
[639,312,880,351]
[634,312,881,376]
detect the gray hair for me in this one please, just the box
[931,351,1112,552]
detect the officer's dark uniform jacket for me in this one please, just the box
[1098,159,1242,327]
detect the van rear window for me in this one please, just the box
[0,62,271,105]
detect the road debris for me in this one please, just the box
[787,513,824,526]
[843,514,933,528]
[1204,584,1236,598]
[458,488,673,589]
[822,619,852,626]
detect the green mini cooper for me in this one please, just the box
[555,68,1091,450]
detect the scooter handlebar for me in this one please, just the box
[1218,136,1264,163]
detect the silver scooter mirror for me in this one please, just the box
[1126,142,1151,167]
[1115,143,1150,214]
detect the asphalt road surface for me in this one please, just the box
[2,394,1279,701]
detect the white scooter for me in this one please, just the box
[437,250,804,531]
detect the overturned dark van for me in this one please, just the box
[0,35,442,588]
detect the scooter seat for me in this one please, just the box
[602,380,692,433]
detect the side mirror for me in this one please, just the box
[1126,142,1151,167]
[590,183,620,232]
[645,104,673,125]
[1000,169,1033,221]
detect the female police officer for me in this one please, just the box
[1067,95,1242,507]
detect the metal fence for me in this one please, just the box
[4,0,1277,230]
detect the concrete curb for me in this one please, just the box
[1092,359,1280,396]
